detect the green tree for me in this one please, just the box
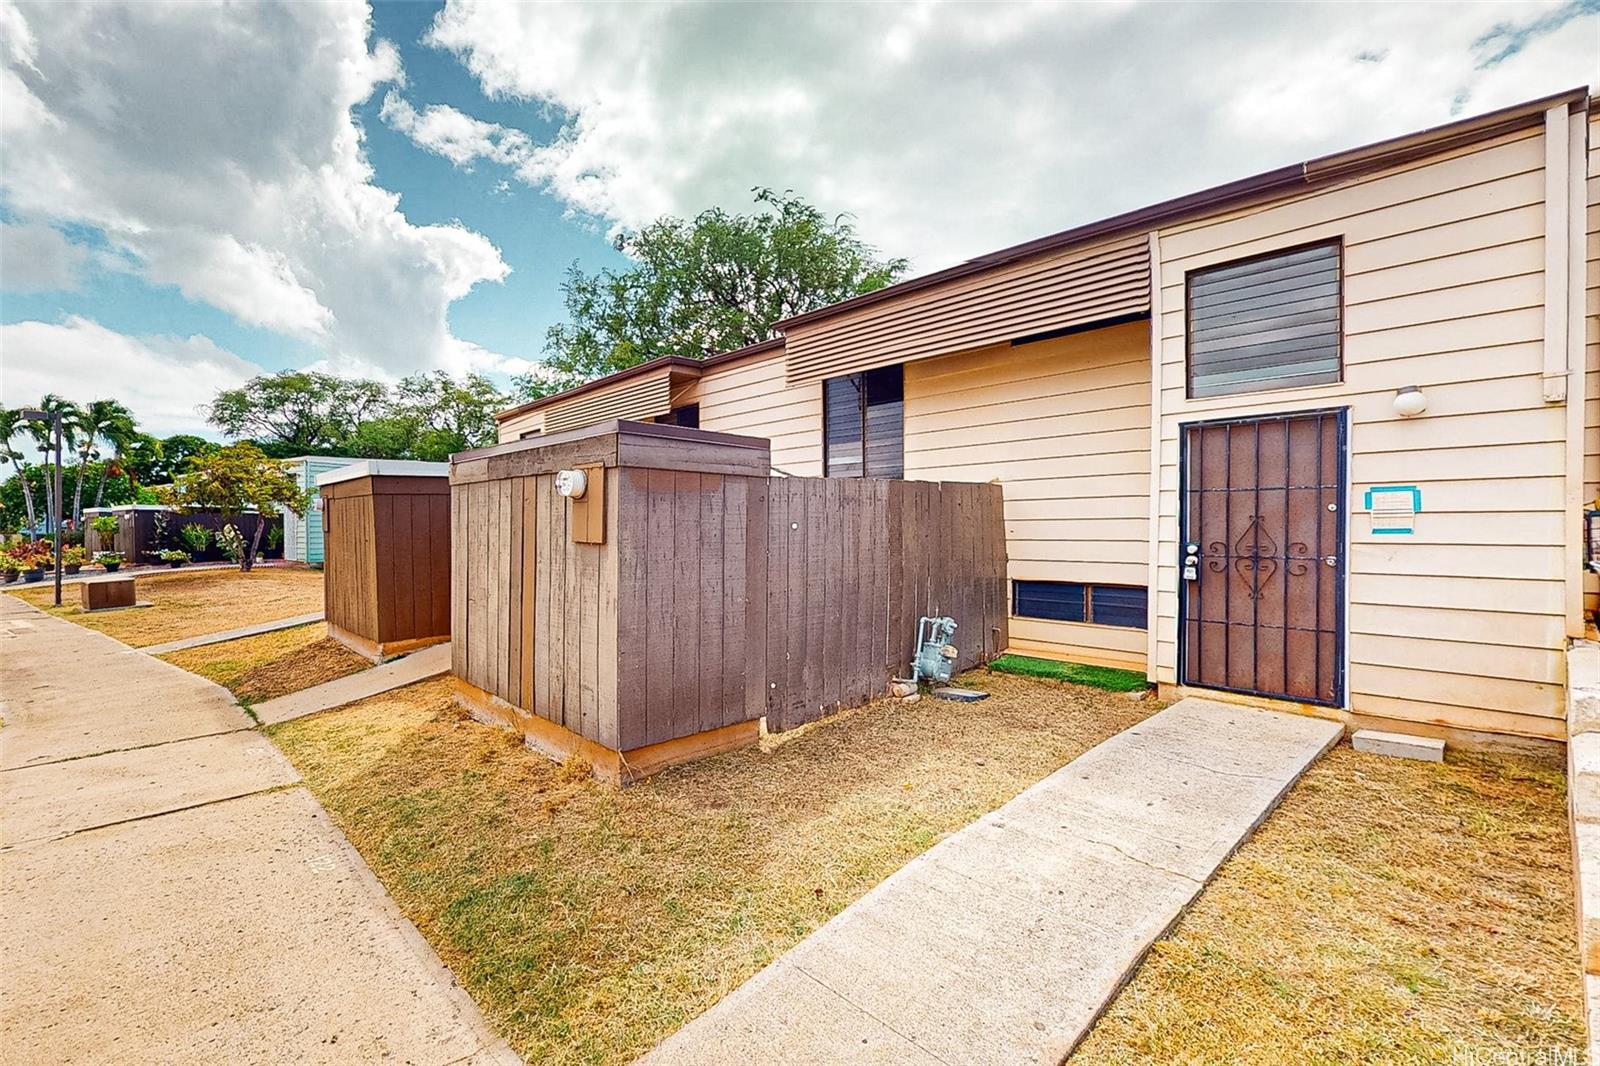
[207,371,387,454]
[139,434,216,484]
[22,395,83,537]
[158,443,306,571]
[0,409,39,533]
[73,399,137,521]
[516,188,907,398]
[393,371,506,451]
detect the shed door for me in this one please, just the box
[1180,411,1344,705]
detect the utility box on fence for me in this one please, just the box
[318,460,452,661]
[449,420,1007,783]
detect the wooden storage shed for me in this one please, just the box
[451,420,1007,783]
[318,460,451,661]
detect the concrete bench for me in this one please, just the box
[81,576,136,612]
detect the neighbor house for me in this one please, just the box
[280,455,360,564]
[496,88,1599,750]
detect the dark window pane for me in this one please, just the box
[1089,585,1148,629]
[656,403,699,429]
[825,366,903,478]
[824,375,863,477]
[1187,242,1341,398]
[1013,581,1087,623]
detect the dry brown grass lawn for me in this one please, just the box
[1072,746,1583,1064]
[267,671,1157,1065]
[159,622,371,703]
[8,565,324,647]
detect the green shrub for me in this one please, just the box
[180,523,211,554]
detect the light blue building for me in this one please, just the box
[280,456,359,564]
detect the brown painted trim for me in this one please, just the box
[453,418,771,465]
[777,87,1589,333]
[493,337,785,423]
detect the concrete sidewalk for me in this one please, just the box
[0,594,517,1065]
[140,611,324,655]
[640,697,1342,1066]
[254,641,451,725]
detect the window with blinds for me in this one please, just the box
[1186,241,1342,398]
[1012,581,1148,629]
[824,365,903,478]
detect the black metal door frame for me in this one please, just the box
[1176,406,1349,707]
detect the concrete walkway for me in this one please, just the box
[640,697,1342,1066]
[254,641,452,725]
[141,611,324,655]
[0,595,518,1065]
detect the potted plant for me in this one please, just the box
[61,545,87,575]
[158,549,191,568]
[1,551,19,584]
[95,551,125,573]
[180,523,211,558]
[20,548,44,583]
[90,513,119,551]
[266,522,283,558]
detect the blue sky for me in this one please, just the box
[1,1,1595,437]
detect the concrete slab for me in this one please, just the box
[139,611,324,655]
[0,731,300,847]
[253,641,452,725]
[0,787,518,1066]
[0,595,250,770]
[639,698,1342,1066]
[1351,727,1444,762]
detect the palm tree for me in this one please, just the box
[29,395,82,536]
[73,399,136,523]
[0,409,38,534]
[94,415,145,508]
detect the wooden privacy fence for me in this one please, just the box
[449,421,1007,780]
[84,506,282,563]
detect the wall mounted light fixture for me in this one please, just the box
[1393,385,1427,418]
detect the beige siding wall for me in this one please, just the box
[687,348,824,476]
[497,407,545,443]
[1585,108,1600,613]
[1154,123,1572,741]
[903,320,1151,670]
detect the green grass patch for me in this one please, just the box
[985,654,1149,692]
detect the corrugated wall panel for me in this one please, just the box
[541,367,674,433]
[783,234,1150,386]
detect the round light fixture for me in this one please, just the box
[1393,385,1427,418]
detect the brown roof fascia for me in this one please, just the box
[776,86,1589,333]
[493,337,785,423]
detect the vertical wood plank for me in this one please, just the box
[672,471,701,739]
[521,481,536,710]
[534,476,552,720]
[822,477,842,713]
[548,476,567,724]
[743,477,768,725]
[764,477,788,727]
[578,523,598,742]
[645,469,675,745]
[787,479,810,727]
[562,480,580,729]
[802,480,825,723]
[699,474,725,735]
[614,469,650,750]
[722,476,747,728]
[596,469,620,748]
[508,478,524,708]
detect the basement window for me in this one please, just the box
[1012,581,1148,629]
[824,365,903,478]
[1186,240,1342,398]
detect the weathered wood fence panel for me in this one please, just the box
[449,421,1007,772]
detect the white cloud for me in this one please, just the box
[423,0,1599,270]
[0,221,88,292]
[0,1,510,374]
[0,317,267,437]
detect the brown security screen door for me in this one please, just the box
[1180,411,1345,705]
